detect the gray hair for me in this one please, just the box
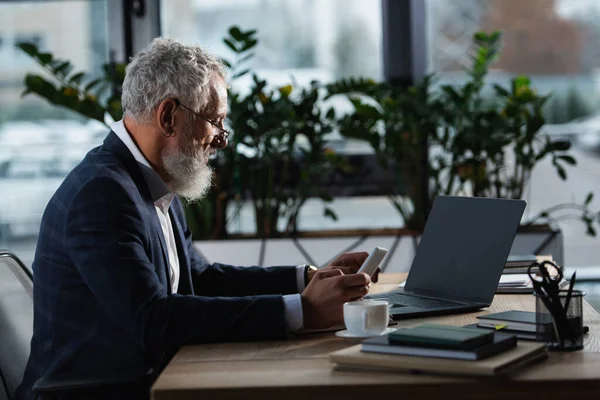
[121,37,226,122]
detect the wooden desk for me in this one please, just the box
[151,273,600,400]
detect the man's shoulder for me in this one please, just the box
[79,146,128,177]
[54,146,140,206]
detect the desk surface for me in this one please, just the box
[151,273,600,400]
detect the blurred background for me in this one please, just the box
[2,0,600,292]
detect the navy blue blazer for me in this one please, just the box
[16,131,298,399]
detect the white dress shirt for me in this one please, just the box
[111,120,305,330]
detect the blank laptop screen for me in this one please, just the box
[404,196,526,304]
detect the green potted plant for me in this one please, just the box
[327,76,441,231]
[327,31,599,239]
[435,31,597,236]
[224,27,344,238]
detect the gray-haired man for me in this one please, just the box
[17,38,375,400]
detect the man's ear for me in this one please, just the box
[157,98,178,136]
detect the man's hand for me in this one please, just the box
[308,251,380,283]
[301,269,371,330]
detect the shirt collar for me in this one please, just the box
[111,119,172,205]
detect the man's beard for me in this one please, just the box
[161,123,214,202]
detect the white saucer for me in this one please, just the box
[335,327,396,339]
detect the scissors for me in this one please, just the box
[528,260,564,300]
[528,261,573,344]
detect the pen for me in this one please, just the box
[564,271,576,312]
[560,271,578,345]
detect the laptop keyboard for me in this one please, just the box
[368,293,464,309]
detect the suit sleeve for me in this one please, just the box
[172,198,300,297]
[189,249,300,297]
[65,176,288,369]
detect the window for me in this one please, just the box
[0,1,110,266]
[161,0,383,88]
[0,32,44,71]
[161,0,388,235]
[427,0,600,268]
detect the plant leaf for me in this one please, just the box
[24,74,57,101]
[323,207,338,221]
[233,68,250,79]
[493,84,510,97]
[37,52,53,65]
[69,72,86,85]
[549,139,571,151]
[16,42,38,57]
[84,78,102,91]
[278,84,293,98]
[223,38,237,52]
[558,155,576,165]
[513,75,531,87]
[241,39,258,52]
[56,86,79,107]
[587,225,597,237]
[220,58,232,68]
[556,164,567,180]
[585,192,594,205]
[53,61,72,76]
[237,52,255,65]
[229,26,243,41]
[107,97,123,121]
[113,63,126,84]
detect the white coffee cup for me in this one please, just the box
[343,300,389,336]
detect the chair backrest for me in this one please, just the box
[0,251,33,400]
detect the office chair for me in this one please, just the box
[0,250,151,400]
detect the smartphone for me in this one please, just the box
[357,247,388,276]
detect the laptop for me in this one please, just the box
[367,195,526,319]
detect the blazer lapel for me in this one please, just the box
[148,200,172,295]
[103,131,172,294]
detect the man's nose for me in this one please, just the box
[213,135,228,149]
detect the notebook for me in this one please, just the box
[464,322,590,341]
[387,324,494,350]
[464,323,539,340]
[477,311,537,332]
[361,331,517,361]
[504,254,538,268]
[496,274,535,294]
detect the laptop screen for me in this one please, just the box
[404,196,526,304]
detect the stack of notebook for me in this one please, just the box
[495,254,538,293]
[496,274,535,294]
[496,255,564,294]
[361,324,516,361]
[329,323,547,377]
[503,254,539,274]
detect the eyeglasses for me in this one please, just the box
[173,98,230,141]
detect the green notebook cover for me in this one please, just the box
[388,324,495,350]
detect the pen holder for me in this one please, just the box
[535,290,585,351]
